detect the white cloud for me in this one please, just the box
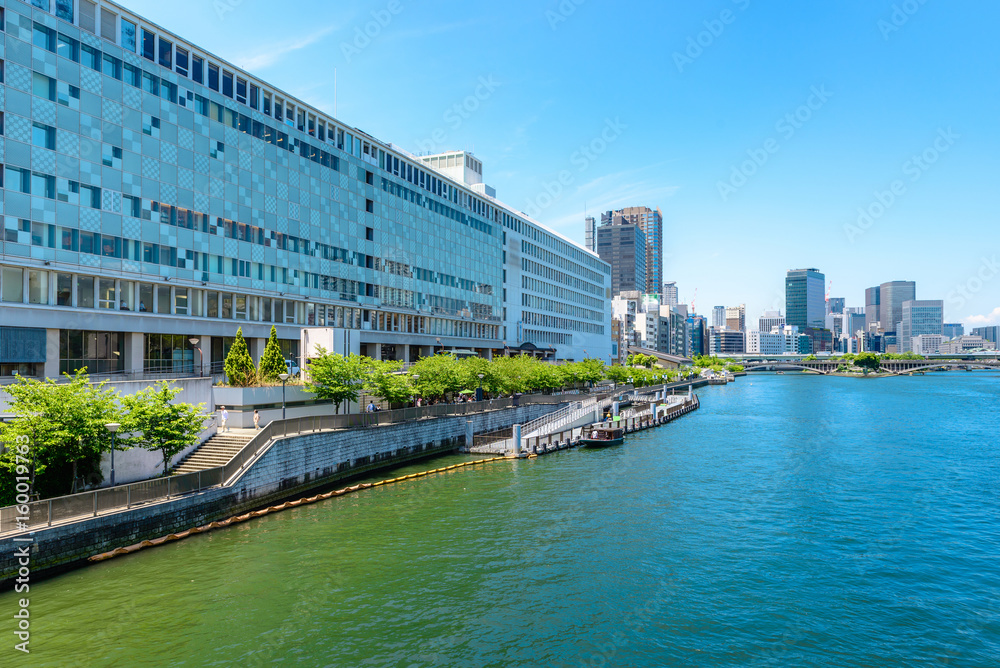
[237,25,338,71]
[965,306,1000,326]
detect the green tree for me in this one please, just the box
[0,370,125,502]
[121,382,208,476]
[855,352,881,374]
[408,353,462,399]
[224,327,257,387]
[364,359,414,406]
[258,325,286,383]
[303,348,368,412]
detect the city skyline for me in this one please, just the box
[125,0,999,330]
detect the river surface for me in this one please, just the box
[3,372,1000,667]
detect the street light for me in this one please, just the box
[105,423,121,486]
[476,373,485,402]
[189,337,202,375]
[279,373,289,420]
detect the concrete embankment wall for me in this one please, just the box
[0,403,560,586]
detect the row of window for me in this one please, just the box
[521,240,606,286]
[380,177,494,238]
[523,329,574,346]
[522,311,605,335]
[520,276,606,311]
[522,293,605,324]
[522,259,607,298]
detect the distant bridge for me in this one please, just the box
[736,357,999,376]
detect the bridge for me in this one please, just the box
[626,347,692,369]
[730,356,1000,376]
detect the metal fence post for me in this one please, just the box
[127,485,131,509]
[48,499,52,527]
[93,493,97,517]
[198,470,202,491]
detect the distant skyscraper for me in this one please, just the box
[785,268,826,330]
[865,286,881,331]
[584,216,596,252]
[879,280,917,336]
[971,326,999,344]
[603,206,663,294]
[758,310,785,333]
[594,216,647,295]
[942,323,964,339]
[662,281,679,307]
[725,304,746,332]
[712,306,726,329]
[827,297,845,315]
[900,300,943,353]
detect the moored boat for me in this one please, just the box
[580,425,625,448]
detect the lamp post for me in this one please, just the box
[189,337,202,376]
[279,373,289,420]
[476,373,485,402]
[105,423,121,486]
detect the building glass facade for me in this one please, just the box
[0,0,610,376]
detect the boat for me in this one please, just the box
[776,371,785,374]
[580,424,625,448]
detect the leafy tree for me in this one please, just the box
[224,327,257,387]
[364,359,414,406]
[303,348,368,412]
[0,370,125,502]
[604,365,632,385]
[258,325,286,383]
[408,353,462,399]
[855,352,881,374]
[803,354,818,361]
[121,382,208,476]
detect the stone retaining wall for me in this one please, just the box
[0,403,561,586]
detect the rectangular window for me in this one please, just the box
[191,55,204,83]
[123,63,140,87]
[32,172,56,199]
[235,77,247,104]
[56,0,74,23]
[207,292,218,318]
[79,0,96,34]
[141,71,159,95]
[80,44,99,71]
[100,8,117,42]
[207,63,219,90]
[98,278,116,309]
[59,227,78,251]
[249,83,259,109]
[34,24,56,52]
[28,269,49,304]
[80,184,101,208]
[158,38,172,68]
[57,34,79,61]
[78,277,95,308]
[56,273,72,306]
[32,123,56,150]
[263,92,271,115]
[175,47,188,77]
[139,283,153,312]
[119,281,134,310]
[141,29,155,61]
[222,70,234,98]
[102,54,121,79]
[174,288,189,315]
[156,286,170,314]
[221,293,232,319]
[121,19,137,52]
[1,268,23,303]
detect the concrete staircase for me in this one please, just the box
[171,431,256,475]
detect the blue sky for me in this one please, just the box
[128,0,1000,329]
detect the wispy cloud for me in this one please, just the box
[237,25,338,71]
[965,307,1000,326]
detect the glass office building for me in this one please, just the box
[0,0,610,378]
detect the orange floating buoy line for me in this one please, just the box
[88,456,507,563]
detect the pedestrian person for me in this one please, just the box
[366,401,376,413]
[253,409,260,430]
[220,406,229,432]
